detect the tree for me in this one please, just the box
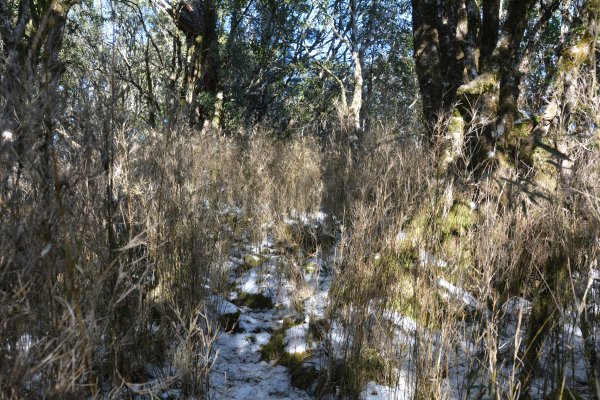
[157,0,221,128]
[302,0,406,139]
[411,0,597,179]
[411,1,599,397]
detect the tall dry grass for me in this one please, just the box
[1,57,599,400]
[319,83,600,399]
[0,118,323,398]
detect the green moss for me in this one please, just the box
[559,40,592,72]
[386,279,417,318]
[437,202,475,237]
[360,347,395,384]
[244,254,266,267]
[441,112,466,171]
[239,254,267,274]
[529,135,562,193]
[447,114,465,137]
[303,261,319,274]
[440,236,473,272]
[376,248,418,274]
[371,249,430,322]
[510,122,533,140]
[260,329,286,361]
[235,292,274,310]
[456,73,497,96]
[397,209,431,251]
[260,327,318,390]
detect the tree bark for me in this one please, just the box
[411,0,538,141]
[350,49,363,133]
[158,0,221,128]
[480,0,500,70]
[412,0,443,127]
[493,0,536,140]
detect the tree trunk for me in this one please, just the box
[158,0,221,128]
[350,50,363,133]
[411,1,599,398]
[348,0,363,134]
[411,0,444,126]
[411,0,536,135]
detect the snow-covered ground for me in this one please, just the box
[208,214,333,399]
[206,213,421,400]
[210,329,312,399]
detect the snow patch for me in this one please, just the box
[285,322,314,354]
[437,278,479,310]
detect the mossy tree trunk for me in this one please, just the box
[411,1,599,397]
[411,0,564,176]
[157,0,222,129]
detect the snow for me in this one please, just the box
[501,297,531,315]
[437,278,480,310]
[211,295,239,316]
[237,268,263,294]
[138,209,596,399]
[285,322,313,354]
[304,269,332,319]
[360,380,412,400]
[209,215,331,399]
[420,250,448,268]
[2,130,13,142]
[210,330,312,400]
[238,311,276,333]
[261,233,276,248]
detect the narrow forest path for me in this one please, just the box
[206,214,400,400]
[208,214,333,399]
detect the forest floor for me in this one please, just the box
[206,212,404,400]
[208,214,591,400]
[134,211,591,400]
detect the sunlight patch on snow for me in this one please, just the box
[210,295,239,316]
[285,322,314,354]
[437,278,479,310]
[361,380,412,400]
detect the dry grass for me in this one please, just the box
[0,118,323,398]
[315,63,600,398]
